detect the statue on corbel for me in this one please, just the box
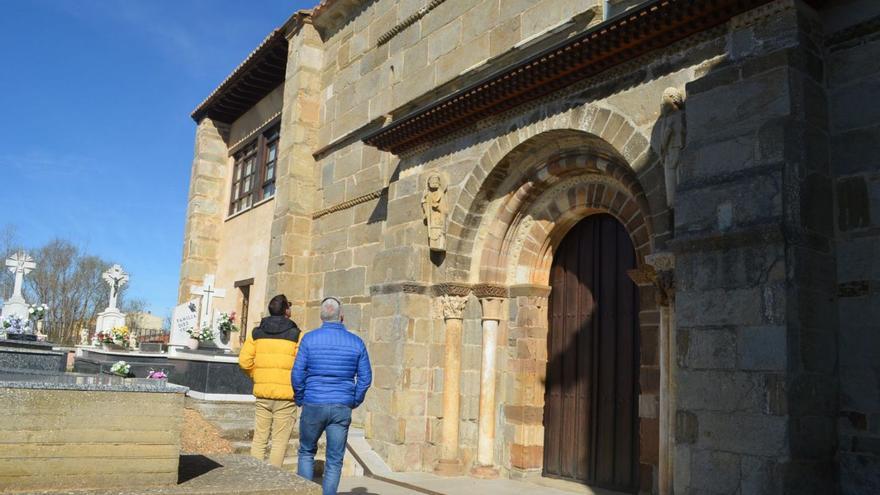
[654,88,686,208]
[421,172,448,253]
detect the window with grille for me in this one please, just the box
[229,123,280,215]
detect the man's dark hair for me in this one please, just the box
[268,294,290,316]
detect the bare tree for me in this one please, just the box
[122,297,148,336]
[24,240,118,345]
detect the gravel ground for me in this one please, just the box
[180,408,234,455]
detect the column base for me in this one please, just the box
[434,458,463,476]
[470,465,500,479]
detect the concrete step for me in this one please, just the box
[215,421,255,441]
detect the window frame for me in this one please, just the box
[228,122,281,216]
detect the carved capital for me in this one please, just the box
[478,297,505,321]
[645,252,676,306]
[438,295,469,320]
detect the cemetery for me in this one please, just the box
[0,252,319,494]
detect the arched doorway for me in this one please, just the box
[543,213,639,493]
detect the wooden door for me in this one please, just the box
[543,213,639,493]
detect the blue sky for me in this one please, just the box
[0,0,313,317]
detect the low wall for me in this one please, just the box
[0,339,66,373]
[0,373,186,492]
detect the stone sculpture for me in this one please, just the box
[95,264,129,335]
[656,87,686,208]
[421,173,448,252]
[80,328,90,346]
[2,251,35,320]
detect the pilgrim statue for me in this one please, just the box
[421,173,448,253]
[655,87,686,208]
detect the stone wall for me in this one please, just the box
[315,0,601,146]
[178,118,229,304]
[0,388,183,491]
[826,9,880,494]
[673,3,838,494]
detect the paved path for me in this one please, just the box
[338,474,624,495]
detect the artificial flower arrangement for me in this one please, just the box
[2,314,32,334]
[217,312,239,337]
[97,325,130,346]
[147,368,167,380]
[187,322,216,342]
[110,360,131,377]
[27,303,49,320]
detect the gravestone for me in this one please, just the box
[189,275,230,351]
[2,251,35,320]
[95,264,128,334]
[169,299,199,348]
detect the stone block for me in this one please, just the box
[840,452,880,495]
[689,449,741,493]
[675,171,783,235]
[687,67,790,143]
[676,287,767,327]
[323,267,366,298]
[680,328,736,370]
[837,176,872,231]
[830,74,880,132]
[676,370,766,413]
[840,366,880,412]
[696,412,788,457]
[790,416,836,460]
[673,445,691,494]
[831,126,880,176]
[737,326,787,371]
[741,455,782,495]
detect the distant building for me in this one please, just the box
[178,1,879,493]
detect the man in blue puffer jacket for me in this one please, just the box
[292,296,372,495]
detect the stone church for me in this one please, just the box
[178,0,879,493]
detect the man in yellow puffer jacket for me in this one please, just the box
[239,294,301,467]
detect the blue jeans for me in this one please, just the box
[297,404,352,495]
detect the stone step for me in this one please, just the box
[186,399,254,421]
[215,422,255,441]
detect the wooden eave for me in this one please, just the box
[362,0,790,155]
[190,30,289,124]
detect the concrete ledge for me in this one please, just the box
[11,455,320,495]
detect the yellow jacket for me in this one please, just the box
[238,316,301,400]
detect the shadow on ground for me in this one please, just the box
[178,455,223,484]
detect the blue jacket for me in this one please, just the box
[291,322,372,407]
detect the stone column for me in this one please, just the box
[178,118,229,304]
[264,19,322,325]
[434,284,470,475]
[645,253,675,495]
[471,284,507,478]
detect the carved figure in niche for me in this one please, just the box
[421,173,448,252]
[655,87,686,208]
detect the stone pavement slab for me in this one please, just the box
[339,473,626,495]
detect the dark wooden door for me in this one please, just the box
[543,213,639,493]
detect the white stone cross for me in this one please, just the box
[5,251,35,303]
[102,264,129,310]
[190,274,225,331]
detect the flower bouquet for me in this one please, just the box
[185,322,215,350]
[217,312,239,338]
[109,360,132,377]
[2,315,35,341]
[98,325,130,350]
[147,368,168,380]
[28,303,49,320]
